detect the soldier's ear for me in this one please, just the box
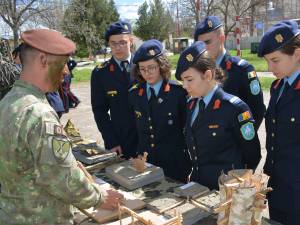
[204,69,213,82]
[293,48,300,62]
[40,53,48,68]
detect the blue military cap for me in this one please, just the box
[258,20,300,57]
[133,39,163,64]
[105,21,132,42]
[194,16,222,41]
[175,41,206,80]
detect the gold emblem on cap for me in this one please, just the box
[149,49,155,56]
[275,34,284,43]
[124,24,129,30]
[186,54,193,62]
[208,20,213,28]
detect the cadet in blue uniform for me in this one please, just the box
[128,39,191,182]
[175,41,261,190]
[194,16,266,129]
[46,91,65,118]
[91,21,138,158]
[258,20,300,225]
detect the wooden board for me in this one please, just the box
[104,210,172,225]
[74,191,146,224]
[164,202,209,225]
[146,193,184,213]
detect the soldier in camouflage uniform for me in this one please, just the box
[0,29,123,225]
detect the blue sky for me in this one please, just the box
[114,0,144,20]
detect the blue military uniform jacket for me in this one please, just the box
[186,87,261,190]
[46,91,64,115]
[91,57,138,158]
[264,74,300,221]
[128,80,191,182]
[220,52,266,129]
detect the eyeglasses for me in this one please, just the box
[109,41,128,49]
[139,65,158,74]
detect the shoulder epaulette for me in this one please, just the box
[229,96,242,104]
[96,60,110,69]
[230,56,249,67]
[129,83,139,92]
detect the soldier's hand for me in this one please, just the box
[98,189,124,211]
[110,145,122,155]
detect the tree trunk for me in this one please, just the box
[13,26,19,48]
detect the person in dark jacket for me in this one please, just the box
[194,16,266,129]
[175,41,261,190]
[128,39,191,182]
[91,21,138,158]
[258,20,300,225]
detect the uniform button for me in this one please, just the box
[271,146,274,151]
[193,146,196,150]
[151,143,155,148]
[196,166,199,170]
[212,132,216,136]
[149,126,153,130]
[194,156,197,160]
[272,119,276,124]
[150,134,154,138]
[271,160,274,164]
[291,117,295,122]
[168,113,172,116]
[271,133,275,137]
[148,117,151,121]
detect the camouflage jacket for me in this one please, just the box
[0,80,105,225]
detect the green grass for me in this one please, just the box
[72,68,93,83]
[259,76,276,91]
[168,49,268,72]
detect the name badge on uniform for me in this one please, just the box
[107,90,118,97]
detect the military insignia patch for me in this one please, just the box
[238,111,251,122]
[107,90,118,97]
[213,99,221,109]
[186,54,193,62]
[164,83,170,92]
[208,124,219,129]
[158,98,163,104]
[138,88,144,96]
[148,49,156,56]
[250,79,260,95]
[135,111,142,118]
[240,122,255,141]
[109,64,114,72]
[52,137,71,161]
[226,61,232,70]
[275,34,284,43]
[248,71,257,79]
[208,20,213,28]
[54,125,64,135]
[294,80,300,90]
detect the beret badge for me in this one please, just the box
[275,34,284,43]
[208,20,213,28]
[186,54,194,62]
[148,49,156,56]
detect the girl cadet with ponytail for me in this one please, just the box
[175,41,261,190]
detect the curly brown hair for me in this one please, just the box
[132,54,171,83]
[191,51,226,84]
